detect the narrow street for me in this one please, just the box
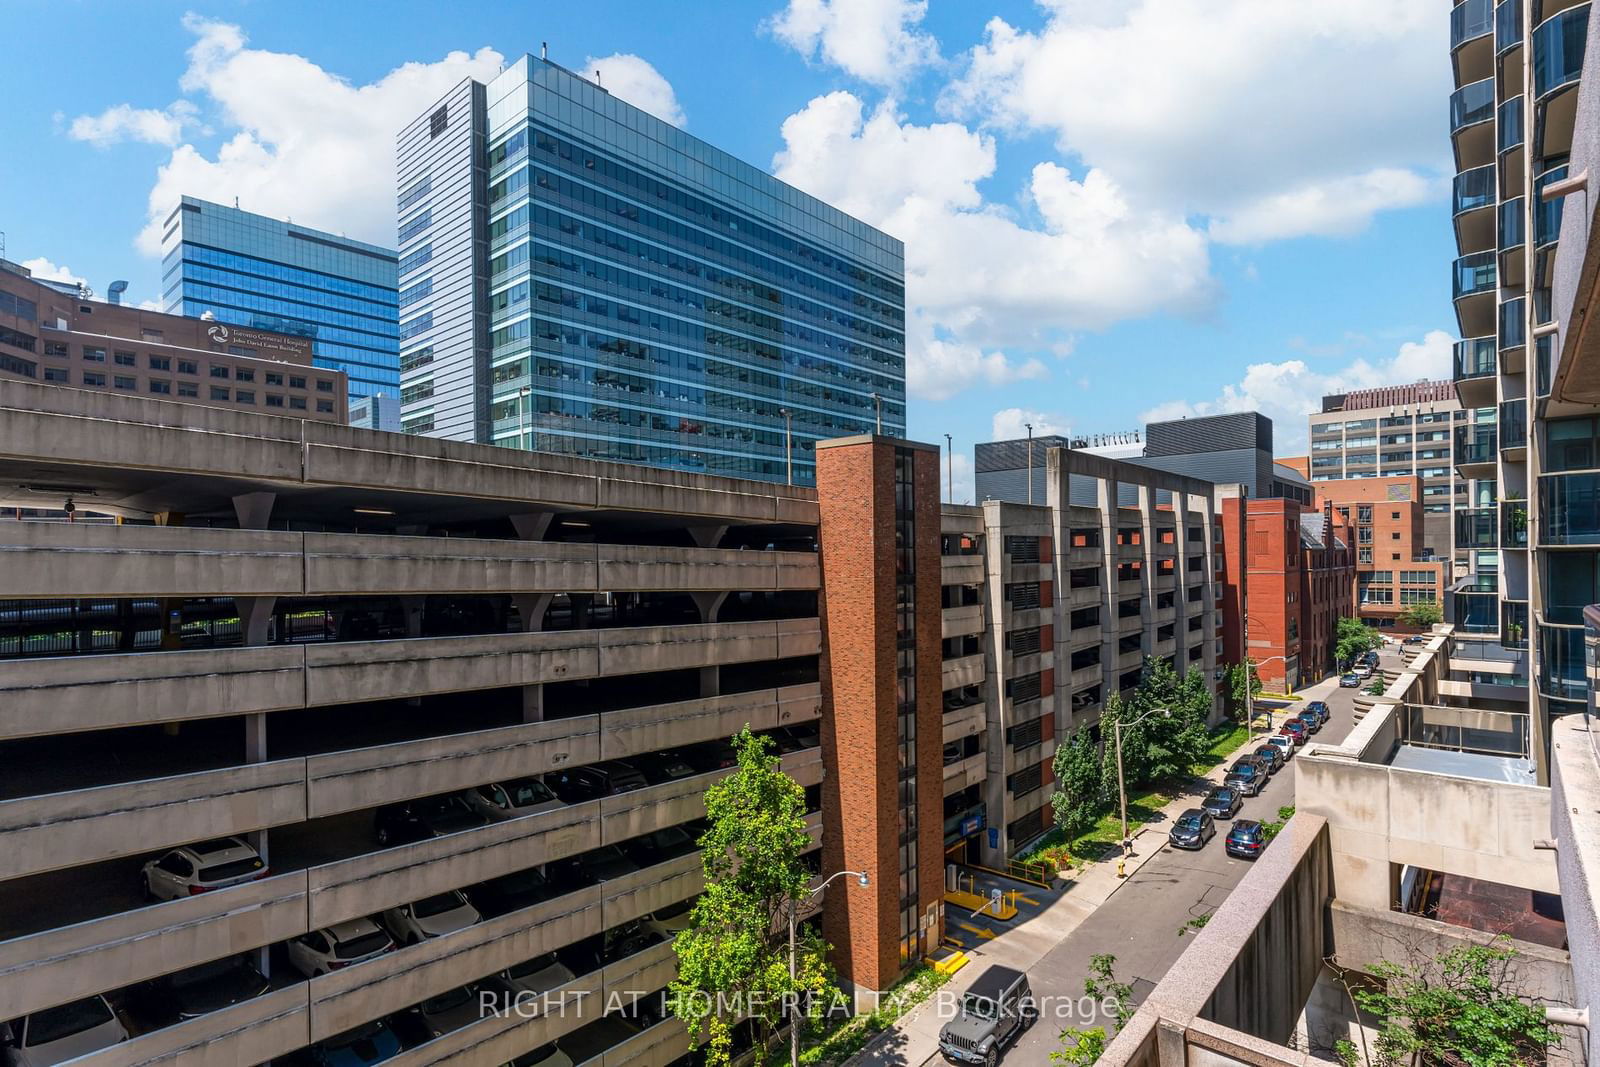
[856,647,1400,1066]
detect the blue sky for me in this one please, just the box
[1,0,1455,501]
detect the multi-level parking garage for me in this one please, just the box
[0,382,831,1067]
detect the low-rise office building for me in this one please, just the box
[0,257,348,423]
[1311,475,1451,632]
[0,383,944,1065]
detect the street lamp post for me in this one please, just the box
[1114,706,1170,875]
[1025,423,1034,505]
[780,408,794,486]
[944,433,953,503]
[517,385,531,450]
[790,870,869,1066]
[870,393,883,435]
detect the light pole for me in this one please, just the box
[871,393,883,435]
[517,385,531,450]
[780,408,794,486]
[1114,706,1169,875]
[791,870,869,1066]
[1025,423,1034,505]
[944,433,953,503]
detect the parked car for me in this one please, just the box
[373,794,489,847]
[641,896,697,942]
[497,951,577,997]
[463,777,565,822]
[288,917,396,977]
[140,836,267,901]
[1252,744,1284,773]
[466,867,558,919]
[578,845,641,883]
[677,741,738,773]
[1279,720,1308,745]
[628,751,698,785]
[410,986,481,1040]
[1232,755,1270,779]
[310,1020,403,1067]
[1295,709,1322,735]
[143,955,271,1022]
[1305,700,1331,725]
[1339,673,1362,688]
[936,964,1035,1065]
[1200,786,1242,820]
[1224,761,1264,797]
[623,826,698,867]
[1265,735,1295,762]
[1,995,128,1067]
[547,761,648,803]
[382,890,481,944]
[1168,808,1215,850]
[1403,635,1425,646]
[1225,820,1268,860]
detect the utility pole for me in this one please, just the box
[517,385,531,450]
[944,433,953,503]
[1025,423,1034,505]
[780,408,794,486]
[871,393,883,435]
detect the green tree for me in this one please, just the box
[1052,954,1134,1065]
[669,728,834,1065]
[1335,617,1380,669]
[1333,939,1557,1067]
[1226,661,1262,720]
[1365,677,1388,696]
[1131,658,1213,780]
[1399,600,1443,628]
[1050,729,1105,839]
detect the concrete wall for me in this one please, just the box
[1551,714,1600,1067]
[0,621,822,739]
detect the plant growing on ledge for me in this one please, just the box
[1399,600,1443,629]
[1330,938,1557,1067]
[1365,677,1388,696]
[669,727,835,1066]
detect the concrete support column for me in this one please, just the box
[234,596,277,647]
[1096,474,1120,707]
[1173,492,1193,675]
[699,666,720,697]
[232,492,276,531]
[153,511,185,651]
[399,596,427,638]
[511,512,554,541]
[1137,483,1158,665]
[244,710,270,976]
[688,524,728,549]
[511,593,552,723]
[690,591,728,624]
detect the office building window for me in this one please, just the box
[44,341,68,358]
[266,394,285,408]
[316,399,334,413]
[149,355,170,371]
[289,396,306,410]
[114,350,136,366]
[317,379,335,393]
[149,379,171,395]
[289,375,306,389]
[113,375,136,390]
[83,371,105,386]
[177,359,197,375]
[235,390,255,405]
[266,372,283,386]
[82,346,105,362]
[235,367,255,383]
[43,366,68,383]
[210,365,229,379]
[429,104,448,137]
[177,381,198,398]
[140,328,164,342]
[210,386,229,401]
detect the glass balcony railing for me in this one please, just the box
[1499,96,1525,152]
[1454,336,1497,381]
[1455,423,1498,464]
[1497,0,1523,50]
[1501,498,1531,548]
[1454,0,1495,47]
[1454,251,1498,299]
[1500,399,1528,450]
[1537,334,1554,396]
[1502,599,1530,649]
[1455,507,1500,549]
[1454,587,1500,634]
[1500,297,1526,350]
[1499,197,1526,250]
[1451,78,1497,131]
[1540,623,1587,700]
[1533,5,1590,98]
[1535,165,1569,246]
[1454,164,1496,215]
[1541,471,1600,544]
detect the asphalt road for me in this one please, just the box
[999,651,1395,1062]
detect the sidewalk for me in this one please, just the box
[846,682,1335,1067]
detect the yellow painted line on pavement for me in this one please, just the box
[956,922,996,941]
[1014,893,1041,907]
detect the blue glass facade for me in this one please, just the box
[398,57,905,485]
[161,197,399,399]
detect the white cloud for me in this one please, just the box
[992,408,1070,441]
[773,92,1212,399]
[943,1,1447,241]
[1139,330,1454,454]
[99,15,504,255]
[20,258,87,287]
[766,0,939,87]
[68,102,197,148]
[583,54,686,127]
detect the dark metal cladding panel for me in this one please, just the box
[1144,412,1269,457]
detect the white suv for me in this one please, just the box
[2,995,127,1067]
[1265,734,1295,761]
[287,917,396,977]
[382,891,481,945]
[141,837,267,901]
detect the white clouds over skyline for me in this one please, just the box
[767,0,939,87]
[583,54,687,127]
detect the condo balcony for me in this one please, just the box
[1501,497,1531,548]
[1452,573,1500,634]
[1452,251,1497,337]
[1500,397,1529,458]
[1453,0,1495,83]
[1533,4,1589,159]
[1453,421,1499,477]
[1454,164,1497,256]
[1453,336,1497,406]
[1539,470,1600,543]
[1450,78,1497,169]
[1495,0,1523,55]
[1453,507,1500,550]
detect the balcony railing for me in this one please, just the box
[1499,296,1526,350]
[1533,5,1589,98]
[1454,164,1496,215]
[1540,623,1587,700]
[1451,79,1496,131]
[1454,423,1498,464]
[1496,0,1522,51]
[1499,95,1524,151]
[1454,337,1497,382]
[1501,498,1530,548]
[1499,196,1524,251]
[1453,251,1498,300]
[1537,334,1554,396]
[1500,399,1528,450]
[1502,599,1530,649]
[1535,165,1569,246]
[1540,471,1600,545]
[1453,0,1494,48]
[1454,507,1499,549]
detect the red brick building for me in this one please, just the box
[1311,475,1450,632]
[815,435,945,993]
[1220,493,1354,692]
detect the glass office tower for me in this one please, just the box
[395,55,906,486]
[1448,0,1593,773]
[161,196,400,399]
